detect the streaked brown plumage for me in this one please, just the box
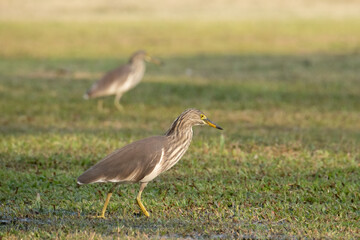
[77,108,223,218]
[83,50,161,110]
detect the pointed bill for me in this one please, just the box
[203,118,223,130]
[145,55,163,65]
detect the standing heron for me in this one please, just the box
[77,109,223,218]
[83,50,161,110]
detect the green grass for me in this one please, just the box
[1,20,360,58]
[0,20,360,239]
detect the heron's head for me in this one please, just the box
[130,50,162,65]
[165,109,222,136]
[179,109,223,129]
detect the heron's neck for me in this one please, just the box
[130,59,145,67]
[165,117,193,140]
[162,117,194,173]
[129,61,145,81]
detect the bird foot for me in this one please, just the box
[97,100,110,113]
[89,215,106,219]
[114,103,124,112]
[99,108,110,113]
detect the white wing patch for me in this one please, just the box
[122,168,140,182]
[82,168,141,184]
[140,148,165,183]
[118,75,135,92]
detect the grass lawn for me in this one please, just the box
[0,19,360,239]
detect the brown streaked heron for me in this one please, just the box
[83,50,161,111]
[77,109,223,218]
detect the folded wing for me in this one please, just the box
[77,136,167,184]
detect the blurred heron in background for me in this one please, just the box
[84,50,161,111]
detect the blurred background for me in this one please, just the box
[0,0,359,238]
[0,0,359,146]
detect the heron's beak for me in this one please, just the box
[145,55,163,65]
[203,118,223,130]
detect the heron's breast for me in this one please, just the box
[161,139,191,173]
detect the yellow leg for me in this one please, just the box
[98,192,112,219]
[97,99,110,113]
[97,99,104,111]
[114,93,123,111]
[97,184,118,219]
[136,182,150,217]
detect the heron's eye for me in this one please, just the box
[200,114,206,120]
